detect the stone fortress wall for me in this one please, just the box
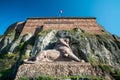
[21,17,104,35]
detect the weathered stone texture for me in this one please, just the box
[15,62,111,80]
[21,17,104,35]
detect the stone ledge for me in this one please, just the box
[15,62,111,80]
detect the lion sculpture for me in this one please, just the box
[24,38,80,63]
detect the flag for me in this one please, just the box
[60,10,63,13]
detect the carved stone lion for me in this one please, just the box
[23,38,80,63]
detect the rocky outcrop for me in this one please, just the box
[0,22,26,54]
[0,32,32,54]
[4,22,25,35]
[14,28,120,80]
[0,36,2,42]
[30,30,57,57]
[0,26,120,80]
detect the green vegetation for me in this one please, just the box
[0,52,19,79]
[96,34,112,43]
[99,64,120,80]
[19,42,25,51]
[7,30,16,38]
[19,42,31,60]
[88,54,97,66]
[99,64,113,73]
[38,29,52,37]
[114,68,120,76]
[20,77,29,80]
[0,40,28,79]
[87,54,120,80]
[84,32,95,38]
[37,76,54,80]
[98,56,104,64]
[67,28,82,35]
[21,53,30,60]
[20,75,107,80]
[112,68,120,79]
[0,52,18,68]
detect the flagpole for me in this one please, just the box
[59,13,61,17]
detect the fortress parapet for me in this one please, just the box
[21,17,104,35]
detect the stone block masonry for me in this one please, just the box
[15,62,112,80]
[21,17,105,35]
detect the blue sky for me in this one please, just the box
[0,0,120,36]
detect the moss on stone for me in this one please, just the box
[88,54,97,66]
[98,56,104,64]
[112,68,120,80]
[38,29,52,37]
[114,68,120,76]
[7,30,16,38]
[20,77,29,80]
[99,64,113,73]
[21,54,30,60]
[98,64,120,79]
[20,75,107,80]
[0,52,19,79]
[0,37,27,79]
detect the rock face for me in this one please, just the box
[0,22,120,80]
[0,22,26,54]
[30,30,57,57]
